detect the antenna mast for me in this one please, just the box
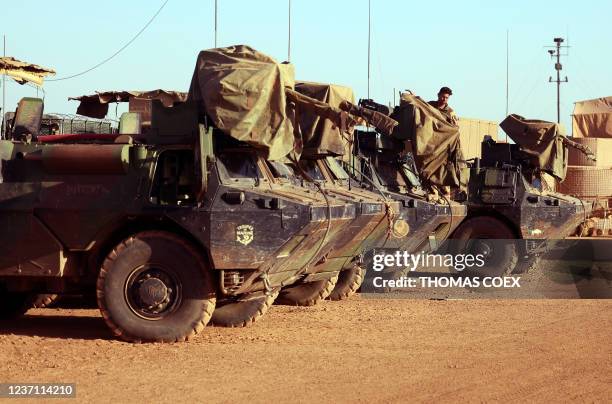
[287,0,291,62]
[2,35,5,139]
[214,0,218,47]
[367,0,371,99]
[546,37,569,123]
[505,30,509,141]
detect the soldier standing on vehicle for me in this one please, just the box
[428,86,458,126]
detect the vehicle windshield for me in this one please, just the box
[298,159,326,182]
[217,152,262,180]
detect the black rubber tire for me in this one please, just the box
[327,265,365,301]
[276,274,339,306]
[450,216,518,277]
[513,256,541,274]
[31,294,60,309]
[211,288,279,327]
[0,287,32,320]
[96,231,216,343]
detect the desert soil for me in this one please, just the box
[0,297,610,403]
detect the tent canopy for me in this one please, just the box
[0,57,55,86]
[572,96,612,138]
[69,90,187,119]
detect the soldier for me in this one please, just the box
[428,86,458,126]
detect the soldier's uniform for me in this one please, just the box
[428,101,458,126]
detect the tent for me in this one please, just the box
[572,96,612,138]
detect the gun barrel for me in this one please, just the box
[563,137,597,161]
[285,88,357,132]
[338,100,398,137]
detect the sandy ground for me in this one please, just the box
[0,297,610,403]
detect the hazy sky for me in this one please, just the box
[2,0,610,133]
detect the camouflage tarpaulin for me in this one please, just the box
[500,114,568,181]
[572,96,612,138]
[390,93,464,187]
[69,90,187,119]
[294,82,355,157]
[187,45,297,161]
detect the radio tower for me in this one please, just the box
[546,37,569,123]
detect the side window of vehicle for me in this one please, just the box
[150,150,195,206]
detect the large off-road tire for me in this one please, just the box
[276,274,339,306]
[450,216,518,277]
[31,294,60,309]
[0,287,32,320]
[327,265,365,301]
[513,256,541,274]
[211,288,279,328]
[97,231,216,343]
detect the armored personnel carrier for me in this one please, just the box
[359,94,591,276]
[286,83,468,299]
[0,46,362,340]
[289,92,468,291]
[341,129,467,286]
[448,114,592,275]
[287,84,402,299]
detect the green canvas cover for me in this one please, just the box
[187,45,297,160]
[390,93,465,188]
[500,114,568,181]
[294,82,356,157]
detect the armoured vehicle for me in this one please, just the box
[344,137,467,286]
[0,46,369,341]
[449,113,592,275]
[313,97,469,288]
[355,94,591,276]
[296,82,465,300]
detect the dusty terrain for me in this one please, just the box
[0,297,610,403]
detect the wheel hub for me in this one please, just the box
[125,267,180,320]
[138,278,169,307]
[473,240,493,257]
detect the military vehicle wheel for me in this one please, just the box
[31,294,60,309]
[0,287,32,320]
[211,288,279,327]
[327,265,365,301]
[97,231,216,343]
[276,274,339,306]
[450,216,518,277]
[513,256,541,274]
